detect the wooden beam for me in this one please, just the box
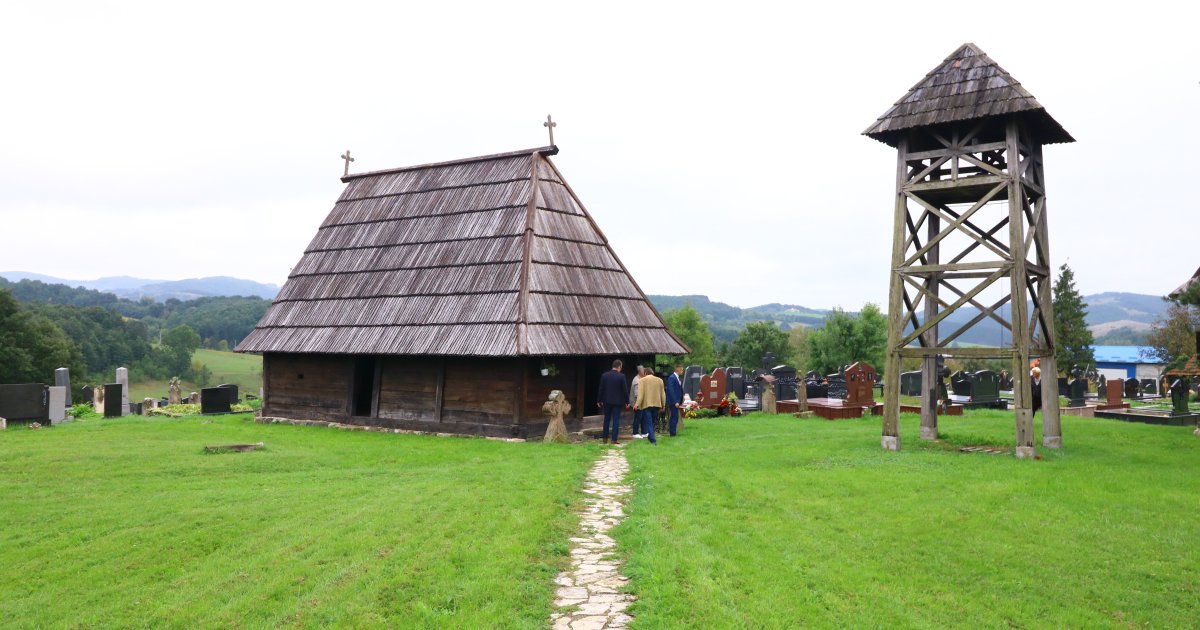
[904,192,1010,260]
[901,260,1010,274]
[903,182,1006,267]
[901,266,1008,347]
[434,357,446,422]
[898,346,1015,359]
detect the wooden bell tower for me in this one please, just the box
[864,43,1074,458]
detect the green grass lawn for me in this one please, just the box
[619,411,1200,628]
[0,414,598,628]
[128,349,262,401]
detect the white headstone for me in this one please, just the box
[55,368,72,406]
[0,417,7,430]
[116,367,130,416]
[48,387,67,424]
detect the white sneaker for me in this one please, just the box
[633,434,645,439]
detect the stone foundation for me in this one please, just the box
[881,435,899,451]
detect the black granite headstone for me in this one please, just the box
[0,384,50,421]
[104,384,123,418]
[1097,375,1107,398]
[1067,376,1088,407]
[972,370,1001,403]
[950,371,973,397]
[683,366,704,399]
[201,387,231,414]
[1140,378,1158,395]
[1124,378,1140,399]
[217,383,240,405]
[770,365,797,400]
[80,386,94,404]
[129,402,142,416]
[725,367,745,398]
[900,371,922,397]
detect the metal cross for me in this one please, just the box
[340,150,355,177]
[543,114,557,146]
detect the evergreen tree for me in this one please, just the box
[656,304,717,371]
[1052,263,1095,371]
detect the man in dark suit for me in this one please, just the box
[666,363,684,436]
[597,359,627,444]
[1030,366,1043,417]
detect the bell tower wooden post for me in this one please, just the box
[865,43,1073,456]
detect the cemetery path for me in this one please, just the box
[550,447,636,630]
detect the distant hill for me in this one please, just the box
[648,292,1169,346]
[0,272,279,301]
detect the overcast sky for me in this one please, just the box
[2,1,1196,310]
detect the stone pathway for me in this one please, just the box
[550,448,636,630]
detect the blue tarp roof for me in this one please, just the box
[1090,345,1164,364]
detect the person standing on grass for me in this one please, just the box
[666,363,684,436]
[635,367,665,445]
[597,359,627,444]
[629,366,645,438]
[1030,366,1043,418]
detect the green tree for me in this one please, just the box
[725,321,792,369]
[0,289,85,383]
[158,324,202,378]
[788,326,813,371]
[1143,303,1200,370]
[656,304,717,371]
[807,304,888,374]
[1052,263,1095,371]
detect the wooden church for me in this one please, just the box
[236,145,687,438]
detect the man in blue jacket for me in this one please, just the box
[596,359,628,444]
[666,363,684,436]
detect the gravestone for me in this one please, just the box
[1067,373,1088,407]
[0,384,50,422]
[93,386,105,415]
[683,366,704,400]
[115,367,130,415]
[972,371,1001,404]
[900,371,922,397]
[950,371,973,397]
[761,377,777,414]
[1124,379,1140,399]
[48,387,66,424]
[129,402,142,416]
[825,369,847,399]
[771,365,798,400]
[142,397,154,416]
[1106,378,1124,406]
[168,377,183,405]
[698,368,727,409]
[218,383,240,405]
[1097,375,1107,398]
[796,373,809,412]
[54,368,72,406]
[844,362,877,406]
[201,388,231,414]
[1169,377,1190,414]
[1141,378,1158,395]
[103,384,123,418]
[725,368,745,398]
[999,370,1014,391]
[541,390,571,443]
[188,392,200,405]
[80,386,94,405]
[1057,376,1069,398]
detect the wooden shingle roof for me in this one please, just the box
[864,43,1074,146]
[236,147,688,357]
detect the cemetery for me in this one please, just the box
[3,37,1200,630]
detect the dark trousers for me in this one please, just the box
[602,404,622,442]
[668,405,680,436]
[643,407,658,444]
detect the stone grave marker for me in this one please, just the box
[218,383,240,406]
[93,386,105,415]
[973,370,1001,403]
[950,371,973,397]
[1123,378,1140,399]
[725,367,745,398]
[115,367,130,415]
[698,368,727,409]
[771,365,798,400]
[900,371,922,397]
[168,377,183,405]
[103,384,123,418]
[1106,378,1124,406]
[1097,375,1108,398]
[200,387,231,414]
[844,362,877,406]
[760,375,777,414]
[825,369,847,399]
[683,365,704,400]
[55,368,72,406]
[129,401,142,416]
[999,370,1014,391]
[188,392,200,405]
[1141,378,1158,395]
[48,387,66,424]
[80,386,93,405]
[1057,375,1069,398]
[0,384,50,422]
[1067,373,1088,407]
[142,398,154,415]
